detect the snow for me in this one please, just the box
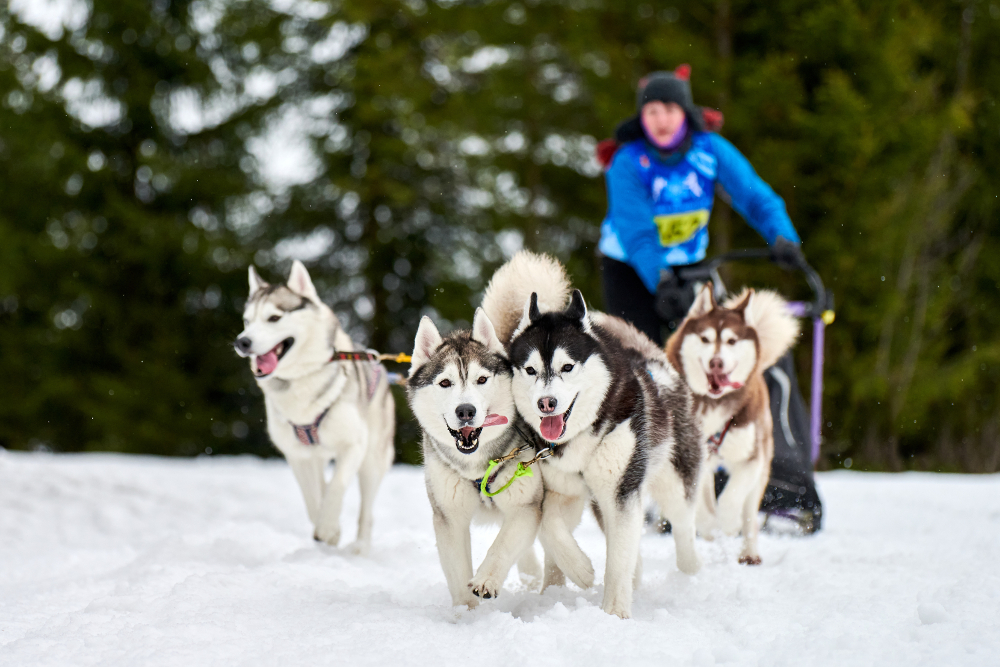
[1,452,998,666]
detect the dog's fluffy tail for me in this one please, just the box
[725,288,800,369]
[481,251,570,346]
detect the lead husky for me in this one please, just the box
[666,284,799,564]
[234,260,394,555]
[407,252,594,608]
[508,289,702,619]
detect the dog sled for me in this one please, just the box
[672,248,833,534]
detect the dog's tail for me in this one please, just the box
[725,288,800,369]
[481,251,570,346]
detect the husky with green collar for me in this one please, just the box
[407,252,594,608]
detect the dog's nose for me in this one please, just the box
[709,357,724,372]
[538,397,558,414]
[235,337,253,353]
[455,404,476,423]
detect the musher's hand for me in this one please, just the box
[771,237,805,271]
[655,269,695,321]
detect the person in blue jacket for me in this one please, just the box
[598,65,804,345]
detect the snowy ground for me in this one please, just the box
[1,452,998,666]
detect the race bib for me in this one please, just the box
[654,209,710,246]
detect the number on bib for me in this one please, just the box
[653,209,710,246]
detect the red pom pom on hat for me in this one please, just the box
[674,64,691,81]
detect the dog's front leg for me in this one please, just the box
[468,501,541,601]
[737,457,770,565]
[537,491,594,591]
[314,441,365,546]
[594,493,643,619]
[431,506,478,608]
[286,456,325,527]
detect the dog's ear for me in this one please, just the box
[511,293,542,341]
[287,260,320,303]
[688,283,716,318]
[732,289,757,326]
[248,266,268,295]
[472,308,505,356]
[411,316,443,371]
[564,289,588,323]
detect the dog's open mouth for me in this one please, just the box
[539,396,576,442]
[254,338,294,377]
[446,413,508,454]
[707,372,743,396]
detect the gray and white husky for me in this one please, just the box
[407,252,594,608]
[508,289,703,619]
[666,284,799,564]
[234,260,394,555]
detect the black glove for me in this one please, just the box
[655,269,695,323]
[771,237,805,271]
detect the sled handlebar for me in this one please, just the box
[674,248,834,322]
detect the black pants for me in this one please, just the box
[601,257,695,346]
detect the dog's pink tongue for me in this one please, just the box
[540,415,565,441]
[256,351,278,376]
[460,426,475,439]
[482,414,508,428]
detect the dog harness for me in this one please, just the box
[288,355,386,445]
[707,417,736,456]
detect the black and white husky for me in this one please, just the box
[508,290,703,618]
[234,261,395,555]
[407,252,594,608]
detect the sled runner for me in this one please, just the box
[672,248,832,534]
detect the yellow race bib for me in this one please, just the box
[654,209,710,246]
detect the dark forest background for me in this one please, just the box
[1,0,997,471]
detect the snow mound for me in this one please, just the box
[1,452,998,666]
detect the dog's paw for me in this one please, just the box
[677,551,702,575]
[562,553,595,590]
[738,553,762,566]
[313,524,341,546]
[468,574,503,600]
[344,540,370,557]
[602,598,632,620]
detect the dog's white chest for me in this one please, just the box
[716,423,756,464]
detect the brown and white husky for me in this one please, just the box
[666,284,799,564]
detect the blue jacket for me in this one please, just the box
[599,132,799,293]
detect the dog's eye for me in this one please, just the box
[268,315,281,323]
[524,367,536,376]
[477,376,488,385]
[700,336,710,344]
[727,339,737,346]
[438,379,452,388]
[561,364,574,373]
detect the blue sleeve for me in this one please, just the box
[709,134,800,245]
[605,152,664,293]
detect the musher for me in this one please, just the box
[597,65,804,345]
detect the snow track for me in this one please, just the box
[1,452,998,666]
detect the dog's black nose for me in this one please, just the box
[709,357,724,372]
[538,397,557,413]
[455,404,476,423]
[235,337,253,353]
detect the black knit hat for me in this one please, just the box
[615,64,705,143]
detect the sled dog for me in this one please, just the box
[508,288,702,619]
[234,260,394,555]
[666,284,799,564]
[407,252,594,608]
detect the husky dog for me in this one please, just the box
[666,284,799,565]
[234,260,394,555]
[407,252,594,608]
[508,289,702,619]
